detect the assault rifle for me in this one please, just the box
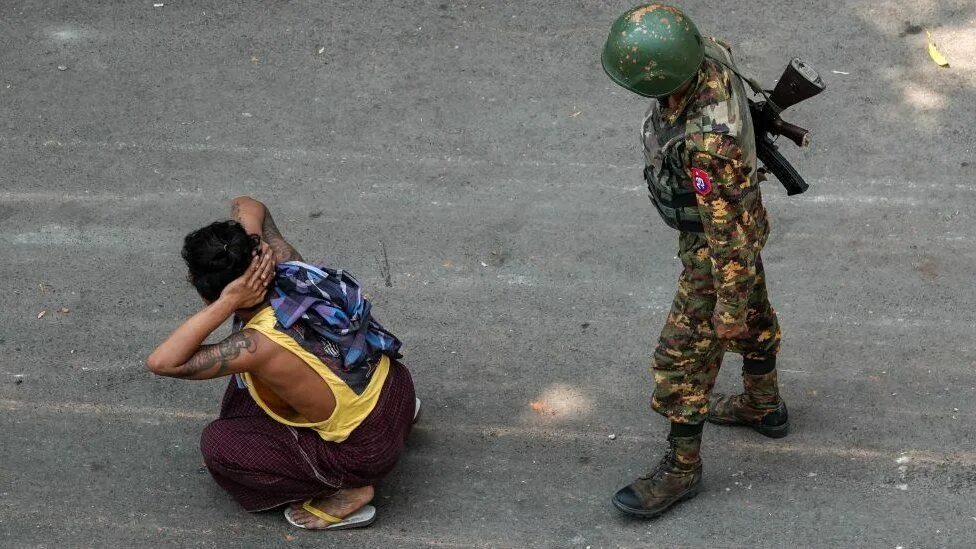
[748,58,826,196]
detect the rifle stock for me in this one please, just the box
[768,58,826,111]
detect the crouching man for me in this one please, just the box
[147,196,418,531]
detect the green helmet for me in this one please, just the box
[601,4,705,98]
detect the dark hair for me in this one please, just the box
[181,220,259,302]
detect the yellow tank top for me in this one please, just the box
[242,306,390,442]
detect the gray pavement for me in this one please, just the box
[1,0,975,547]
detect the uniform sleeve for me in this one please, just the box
[688,133,758,329]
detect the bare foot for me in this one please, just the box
[287,485,374,530]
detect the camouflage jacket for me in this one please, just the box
[662,50,770,329]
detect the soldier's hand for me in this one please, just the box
[714,320,748,340]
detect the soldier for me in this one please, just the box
[601,4,789,517]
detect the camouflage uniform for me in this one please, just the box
[647,49,783,425]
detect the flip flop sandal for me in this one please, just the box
[283,501,376,531]
[413,397,422,424]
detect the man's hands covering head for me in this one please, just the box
[220,242,275,309]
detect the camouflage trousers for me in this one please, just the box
[651,231,782,424]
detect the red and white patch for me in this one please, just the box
[689,168,712,196]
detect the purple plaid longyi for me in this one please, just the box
[200,359,416,512]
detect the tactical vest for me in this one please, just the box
[641,38,757,232]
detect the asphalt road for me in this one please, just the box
[1,1,975,547]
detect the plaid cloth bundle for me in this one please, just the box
[270,261,402,370]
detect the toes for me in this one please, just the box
[294,513,326,529]
[291,510,325,529]
[288,507,312,525]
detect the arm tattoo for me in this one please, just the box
[262,210,304,262]
[231,200,242,223]
[174,331,257,378]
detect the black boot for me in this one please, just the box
[612,434,702,518]
[708,369,789,439]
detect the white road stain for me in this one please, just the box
[5,398,973,465]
